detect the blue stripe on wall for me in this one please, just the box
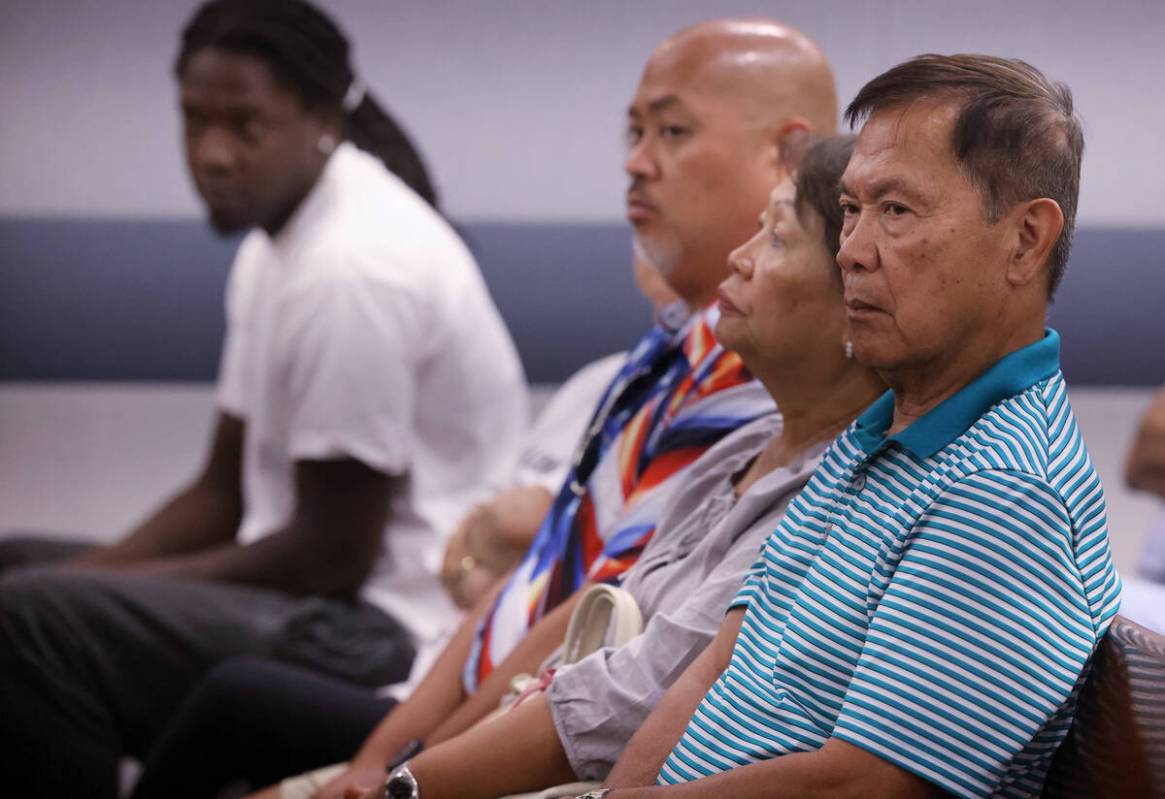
[0,219,1160,385]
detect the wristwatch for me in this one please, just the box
[576,791,612,799]
[385,762,420,799]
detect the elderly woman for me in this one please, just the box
[342,135,884,799]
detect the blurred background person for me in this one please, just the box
[0,1,527,795]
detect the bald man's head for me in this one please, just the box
[654,19,837,135]
[626,18,837,306]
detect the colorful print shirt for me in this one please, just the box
[463,303,776,691]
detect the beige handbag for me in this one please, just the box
[497,584,643,799]
[486,583,643,723]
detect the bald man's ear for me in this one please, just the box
[773,118,813,178]
[1006,197,1064,289]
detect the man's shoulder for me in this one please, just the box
[922,373,1115,595]
[296,151,473,282]
[942,370,1087,489]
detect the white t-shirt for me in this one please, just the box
[510,352,625,493]
[216,143,528,652]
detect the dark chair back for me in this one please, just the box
[1043,614,1165,798]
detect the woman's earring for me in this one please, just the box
[317,133,337,155]
[844,340,854,359]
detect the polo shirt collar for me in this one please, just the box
[852,329,1062,459]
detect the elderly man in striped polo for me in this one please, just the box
[592,55,1122,799]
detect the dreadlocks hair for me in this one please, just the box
[176,0,439,210]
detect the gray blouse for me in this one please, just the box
[546,413,823,779]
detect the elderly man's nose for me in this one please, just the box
[838,215,877,273]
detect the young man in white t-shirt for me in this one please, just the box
[0,1,526,794]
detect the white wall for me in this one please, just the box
[1,0,1163,224]
[0,384,1159,576]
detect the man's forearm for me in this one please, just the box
[74,480,240,568]
[124,457,391,594]
[121,521,375,595]
[603,738,937,799]
[75,412,244,569]
[606,609,745,789]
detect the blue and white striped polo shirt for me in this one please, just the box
[658,330,1121,798]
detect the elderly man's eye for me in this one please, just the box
[840,200,858,216]
[659,125,689,141]
[625,126,644,147]
[884,203,909,216]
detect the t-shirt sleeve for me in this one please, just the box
[831,469,1099,798]
[279,271,428,476]
[729,545,769,611]
[511,353,625,493]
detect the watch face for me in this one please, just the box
[386,776,414,799]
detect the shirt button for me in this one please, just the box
[852,473,867,492]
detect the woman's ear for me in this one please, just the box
[1006,197,1064,288]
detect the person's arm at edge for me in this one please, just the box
[74,412,245,568]
[1127,387,1165,498]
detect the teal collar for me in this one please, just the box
[852,329,1062,459]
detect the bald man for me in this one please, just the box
[627,18,835,305]
[129,19,838,799]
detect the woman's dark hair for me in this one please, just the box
[175,0,439,210]
[793,135,856,263]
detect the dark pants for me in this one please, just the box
[131,657,393,799]
[0,535,414,798]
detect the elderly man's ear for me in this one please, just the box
[1006,198,1065,288]
[773,118,813,177]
